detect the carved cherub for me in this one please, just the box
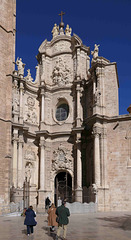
[52,23,59,38]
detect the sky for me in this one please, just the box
[16,0,131,115]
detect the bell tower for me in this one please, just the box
[0,0,16,213]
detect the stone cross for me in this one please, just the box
[58,11,65,23]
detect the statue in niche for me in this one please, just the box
[94,90,101,104]
[91,44,100,60]
[52,23,59,38]
[13,98,19,112]
[65,24,72,36]
[16,57,25,75]
[25,162,33,182]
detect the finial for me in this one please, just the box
[58,11,65,33]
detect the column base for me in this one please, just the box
[75,187,83,203]
[37,190,52,213]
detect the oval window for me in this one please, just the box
[55,103,69,121]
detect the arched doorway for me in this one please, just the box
[54,171,72,206]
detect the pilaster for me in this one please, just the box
[18,131,24,188]
[75,138,83,202]
[12,129,18,188]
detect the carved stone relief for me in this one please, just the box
[51,57,72,86]
[24,96,38,124]
[52,41,71,54]
[52,144,73,172]
[24,146,36,161]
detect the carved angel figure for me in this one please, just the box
[91,44,100,60]
[52,23,59,38]
[16,57,25,75]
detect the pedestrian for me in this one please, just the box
[45,196,51,210]
[48,203,58,232]
[24,205,37,236]
[55,200,70,240]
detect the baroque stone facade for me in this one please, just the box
[1,4,131,213]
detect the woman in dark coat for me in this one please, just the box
[24,206,37,236]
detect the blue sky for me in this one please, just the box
[16,0,131,115]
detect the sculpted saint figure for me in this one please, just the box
[91,44,100,59]
[16,57,25,75]
[65,24,72,36]
[52,24,59,38]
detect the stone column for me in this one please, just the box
[75,140,83,202]
[19,81,24,124]
[18,131,24,188]
[12,129,18,188]
[96,67,105,115]
[13,75,19,123]
[101,128,108,188]
[38,137,46,212]
[76,82,82,127]
[39,138,45,190]
[41,88,45,122]
[93,126,101,187]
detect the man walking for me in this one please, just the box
[55,200,70,240]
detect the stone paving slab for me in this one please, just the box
[0,212,131,240]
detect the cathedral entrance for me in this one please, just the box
[54,171,72,206]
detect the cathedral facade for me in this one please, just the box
[1,1,131,214]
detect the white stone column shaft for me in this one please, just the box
[40,139,45,190]
[12,129,18,188]
[77,144,82,188]
[41,90,45,122]
[94,133,100,187]
[18,133,23,188]
[19,82,24,124]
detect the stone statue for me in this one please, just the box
[16,57,25,75]
[91,44,100,60]
[25,162,32,182]
[25,69,33,82]
[52,23,59,38]
[65,24,72,36]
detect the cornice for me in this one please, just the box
[85,113,131,126]
[36,130,71,138]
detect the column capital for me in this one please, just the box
[92,126,101,137]
[39,139,45,147]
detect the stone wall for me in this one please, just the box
[107,118,131,210]
[0,0,16,213]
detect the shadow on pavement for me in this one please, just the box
[97,214,131,231]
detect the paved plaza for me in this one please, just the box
[0,212,131,240]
